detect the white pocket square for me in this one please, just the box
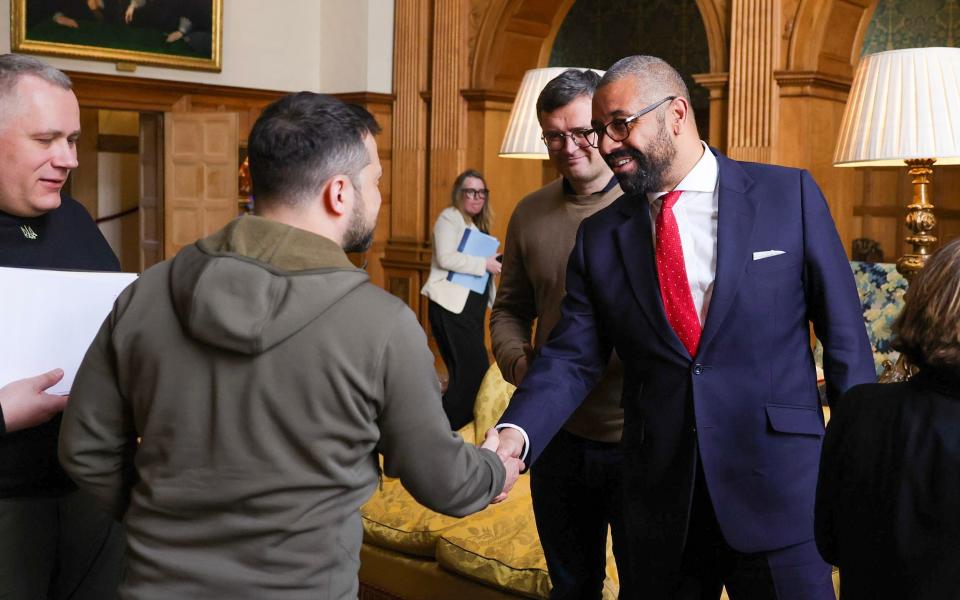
[753,250,785,260]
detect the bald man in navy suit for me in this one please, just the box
[491,55,874,600]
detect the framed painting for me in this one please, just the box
[11,0,222,71]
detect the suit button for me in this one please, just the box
[693,364,704,375]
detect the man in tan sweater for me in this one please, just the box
[491,69,625,599]
[60,93,520,600]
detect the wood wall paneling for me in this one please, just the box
[428,1,470,227]
[72,108,100,219]
[692,71,730,152]
[139,113,164,272]
[726,0,779,164]
[163,112,239,257]
[383,0,432,315]
[390,0,431,245]
[775,71,861,253]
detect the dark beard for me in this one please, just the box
[606,125,676,196]
[343,227,374,254]
[343,194,375,253]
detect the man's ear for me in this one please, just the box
[670,97,690,135]
[321,174,352,216]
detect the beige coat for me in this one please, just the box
[60,216,504,600]
[421,206,497,313]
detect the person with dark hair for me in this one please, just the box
[816,237,960,600]
[0,53,125,600]
[421,169,501,429]
[490,68,627,599]
[490,54,875,599]
[59,92,521,599]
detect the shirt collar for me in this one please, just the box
[647,141,718,203]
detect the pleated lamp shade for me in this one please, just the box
[834,47,960,167]
[499,67,605,159]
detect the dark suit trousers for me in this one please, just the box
[675,456,835,600]
[428,289,489,431]
[530,428,626,600]
[0,489,125,600]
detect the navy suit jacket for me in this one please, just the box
[499,150,875,588]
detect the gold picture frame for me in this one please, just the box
[11,0,222,72]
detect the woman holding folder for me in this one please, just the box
[421,170,500,430]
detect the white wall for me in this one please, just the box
[1,0,394,94]
[319,0,394,94]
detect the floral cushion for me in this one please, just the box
[850,261,907,373]
[360,475,467,557]
[434,475,551,598]
[436,472,619,599]
[360,425,476,557]
[814,261,908,379]
[472,363,516,442]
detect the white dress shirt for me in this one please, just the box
[647,141,719,325]
[500,142,720,462]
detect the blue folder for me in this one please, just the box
[446,228,499,294]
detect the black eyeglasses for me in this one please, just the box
[540,128,598,151]
[592,96,676,143]
[461,188,489,200]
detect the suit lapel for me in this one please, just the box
[699,152,757,353]
[615,196,690,360]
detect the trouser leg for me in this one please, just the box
[430,293,488,430]
[0,496,57,600]
[725,539,834,600]
[51,489,125,600]
[531,430,621,600]
[428,299,457,387]
[677,456,834,600]
[675,457,726,600]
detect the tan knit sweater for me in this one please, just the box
[491,177,624,443]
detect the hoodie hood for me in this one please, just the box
[169,216,368,355]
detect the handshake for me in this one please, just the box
[480,427,527,503]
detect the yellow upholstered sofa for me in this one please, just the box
[358,364,620,599]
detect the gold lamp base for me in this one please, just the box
[896,158,938,281]
[878,158,938,384]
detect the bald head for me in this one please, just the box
[599,55,691,107]
[592,55,704,194]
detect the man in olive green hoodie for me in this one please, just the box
[59,93,520,600]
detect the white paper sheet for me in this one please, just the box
[0,266,138,395]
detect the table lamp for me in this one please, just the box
[834,47,960,279]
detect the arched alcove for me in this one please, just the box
[547,0,712,140]
[785,0,876,76]
[471,0,727,94]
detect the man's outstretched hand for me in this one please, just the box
[481,428,525,503]
[487,426,525,462]
[0,369,68,433]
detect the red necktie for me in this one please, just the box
[655,190,701,357]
